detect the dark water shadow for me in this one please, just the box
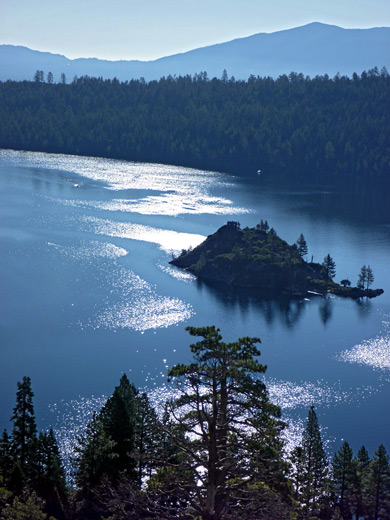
[240,176,390,227]
[195,278,310,330]
[196,277,375,331]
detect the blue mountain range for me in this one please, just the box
[0,23,388,82]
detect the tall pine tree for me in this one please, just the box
[365,445,390,520]
[165,326,289,520]
[300,406,329,517]
[332,441,354,517]
[0,430,14,486]
[352,445,370,520]
[11,377,37,475]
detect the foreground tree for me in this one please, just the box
[0,431,13,482]
[352,446,370,520]
[134,392,161,487]
[332,441,354,517]
[365,445,390,520]
[11,377,37,474]
[33,429,68,519]
[1,379,68,519]
[289,445,306,502]
[75,375,139,489]
[297,406,329,517]
[75,375,164,519]
[0,491,48,520]
[165,326,290,520]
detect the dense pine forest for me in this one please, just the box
[0,69,389,187]
[1,327,389,520]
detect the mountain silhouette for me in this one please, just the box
[1,23,388,82]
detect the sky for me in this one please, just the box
[1,0,389,61]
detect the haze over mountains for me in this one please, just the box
[0,22,389,83]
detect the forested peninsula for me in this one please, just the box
[0,69,389,187]
[171,221,384,299]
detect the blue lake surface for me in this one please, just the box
[1,149,389,464]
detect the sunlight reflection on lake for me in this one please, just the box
[2,149,390,461]
[80,216,206,253]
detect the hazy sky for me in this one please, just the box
[1,0,389,60]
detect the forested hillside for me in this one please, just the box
[1,328,389,520]
[0,69,389,187]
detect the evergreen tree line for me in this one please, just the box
[1,327,389,519]
[0,68,389,187]
[296,233,376,290]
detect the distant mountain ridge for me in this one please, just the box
[0,23,389,82]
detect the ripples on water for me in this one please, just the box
[339,320,390,378]
[2,150,247,334]
[47,240,128,260]
[2,150,226,191]
[157,263,197,283]
[3,149,390,475]
[47,240,194,332]
[90,267,193,332]
[265,378,378,410]
[80,216,206,254]
[51,193,251,217]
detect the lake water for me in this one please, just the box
[1,149,389,465]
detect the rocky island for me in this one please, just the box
[170,221,384,299]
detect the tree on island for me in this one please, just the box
[268,227,278,239]
[257,219,270,233]
[340,278,351,287]
[358,265,374,290]
[296,233,308,259]
[164,326,289,520]
[366,265,374,290]
[322,254,336,279]
[46,72,54,84]
[357,265,367,289]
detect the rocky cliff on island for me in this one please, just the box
[170,222,384,299]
